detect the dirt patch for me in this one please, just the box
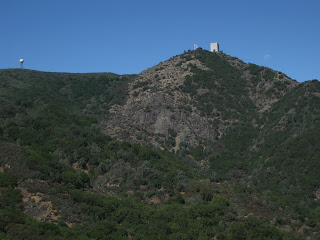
[107,182,120,188]
[20,187,60,223]
[147,193,170,204]
[173,135,181,153]
[126,190,134,196]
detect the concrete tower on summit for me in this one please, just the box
[210,43,219,52]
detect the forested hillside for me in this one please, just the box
[0,49,319,239]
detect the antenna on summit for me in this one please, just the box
[193,44,198,50]
[20,59,24,69]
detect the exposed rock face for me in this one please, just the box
[102,53,218,150]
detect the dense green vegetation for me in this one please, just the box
[0,182,301,239]
[246,81,320,220]
[181,50,256,121]
[179,50,320,196]
[0,49,319,239]
[179,50,261,178]
[177,50,320,237]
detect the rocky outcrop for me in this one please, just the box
[102,53,218,150]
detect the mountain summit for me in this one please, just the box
[102,49,297,150]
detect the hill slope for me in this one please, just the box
[102,49,298,149]
[0,50,319,239]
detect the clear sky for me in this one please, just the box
[1,0,319,82]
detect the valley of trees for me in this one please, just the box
[0,49,319,239]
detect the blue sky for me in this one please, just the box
[1,0,319,82]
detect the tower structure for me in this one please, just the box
[210,43,219,52]
[20,59,24,69]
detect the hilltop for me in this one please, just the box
[102,49,298,149]
[0,49,319,239]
